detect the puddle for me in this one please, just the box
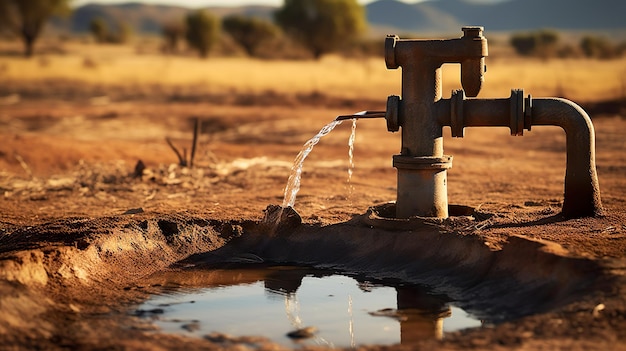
[136,266,482,348]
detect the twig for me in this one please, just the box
[14,153,33,178]
[166,137,187,167]
[165,118,201,168]
[190,117,200,168]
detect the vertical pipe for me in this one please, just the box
[386,29,486,219]
[400,61,444,157]
[395,60,449,218]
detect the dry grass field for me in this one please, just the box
[1,41,625,102]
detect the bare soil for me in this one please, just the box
[1,90,626,350]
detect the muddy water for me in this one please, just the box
[136,266,481,348]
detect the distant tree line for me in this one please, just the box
[154,0,367,60]
[2,0,625,61]
[0,0,71,57]
[510,29,626,59]
[88,18,133,44]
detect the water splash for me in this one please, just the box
[282,120,343,208]
[347,118,357,196]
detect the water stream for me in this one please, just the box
[281,109,388,208]
[347,118,357,197]
[281,119,344,208]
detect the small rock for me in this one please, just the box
[123,207,144,215]
[132,160,146,178]
[259,204,302,236]
[592,303,605,318]
[182,322,201,332]
[205,332,236,343]
[134,308,164,317]
[286,326,318,339]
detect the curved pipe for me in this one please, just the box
[532,98,603,218]
[435,97,604,218]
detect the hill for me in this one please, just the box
[50,0,626,36]
[57,2,275,34]
[434,0,626,31]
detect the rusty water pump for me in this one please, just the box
[382,27,603,219]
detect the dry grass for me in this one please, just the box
[1,42,625,102]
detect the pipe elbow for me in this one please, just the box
[531,98,604,218]
[438,95,604,218]
[531,98,594,136]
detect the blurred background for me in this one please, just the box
[0,0,625,206]
[1,0,625,102]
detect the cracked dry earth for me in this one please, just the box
[0,95,626,350]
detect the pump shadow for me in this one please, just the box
[485,213,567,229]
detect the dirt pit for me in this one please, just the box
[1,93,626,350]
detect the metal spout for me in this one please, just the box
[335,110,386,121]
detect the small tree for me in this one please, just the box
[88,18,131,44]
[111,22,132,44]
[510,33,536,56]
[0,0,72,57]
[510,30,560,59]
[222,16,279,57]
[185,10,220,58]
[580,36,617,59]
[161,20,186,53]
[89,18,108,43]
[275,0,366,59]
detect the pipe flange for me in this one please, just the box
[385,35,399,69]
[386,95,400,132]
[393,155,453,170]
[451,89,465,138]
[510,89,525,136]
[524,94,532,131]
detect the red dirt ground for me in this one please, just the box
[1,91,626,350]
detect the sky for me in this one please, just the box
[72,0,422,8]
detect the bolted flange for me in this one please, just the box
[451,89,466,138]
[386,95,400,132]
[393,155,453,170]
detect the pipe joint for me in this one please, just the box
[509,89,533,136]
[447,89,534,137]
[450,89,465,137]
[386,95,401,132]
[393,155,453,170]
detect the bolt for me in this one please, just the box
[385,35,399,69]
[462,26,484,38]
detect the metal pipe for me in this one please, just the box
[531,98,604,218]
[384,27,487,219]
[435,95,603,218]
[335,111,386,121]
[382,27,602,219]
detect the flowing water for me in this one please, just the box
[347,118,357,197]
[282,117,360,208]
[282,120,344,208]
[137,266,482,348]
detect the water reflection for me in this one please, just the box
[140,265,481,347]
